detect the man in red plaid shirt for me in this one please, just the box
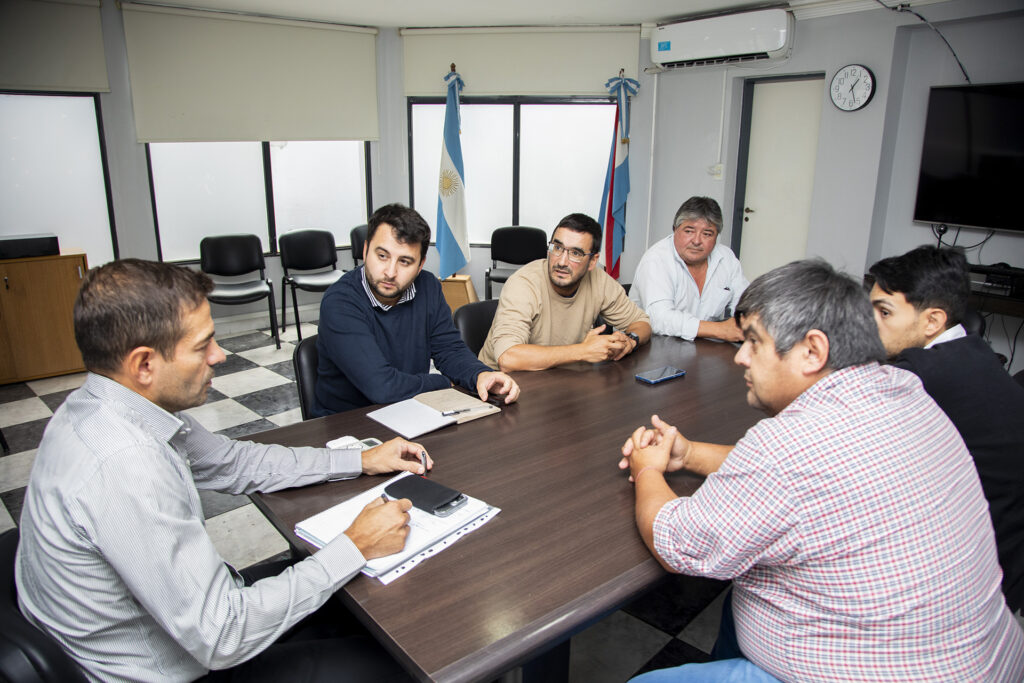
[620,260,1023,682]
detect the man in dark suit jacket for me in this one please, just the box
[868,246,1024,616]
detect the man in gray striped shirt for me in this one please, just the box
[15,259,423,682]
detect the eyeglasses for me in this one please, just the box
[548,241,596,264]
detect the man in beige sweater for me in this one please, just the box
[479,213,651,371]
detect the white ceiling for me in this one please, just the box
[156,0,908,28]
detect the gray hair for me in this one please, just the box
[673,196,723,232]
[735,259,886,370]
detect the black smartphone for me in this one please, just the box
[635,366,686,385]
[384,476,468,517]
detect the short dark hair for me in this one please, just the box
[866,246,969,328]
[735,259,886,370]
[74,259,213,374]
[553,213,603,254]
[367,203,431,262]
[673,196,722,232]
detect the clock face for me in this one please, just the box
[830,64,875,111]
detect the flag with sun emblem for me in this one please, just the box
[436,69,470,279]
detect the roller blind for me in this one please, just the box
[402,27,640,96]
[0,0,109,92]
[121,3,378,142]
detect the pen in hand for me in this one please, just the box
[420,450,428,477]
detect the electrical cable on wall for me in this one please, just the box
[872,0,971,83]
[931,224,994,253]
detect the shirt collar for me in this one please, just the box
[360,266,416,311]
[925,323,967,349]
[81,372,188,443]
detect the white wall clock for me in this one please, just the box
[830,64,875,111]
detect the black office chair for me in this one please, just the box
[453,299,500,356]
[293,334,319,421]
[0,529,90,683]
[279,230,343,341]
[350,224,368,268]
[200,234,280,349]
[484,226,548,299]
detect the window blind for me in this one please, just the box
[122,3,379,142]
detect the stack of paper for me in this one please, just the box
[294,472,500,584]
[367,388,500,439]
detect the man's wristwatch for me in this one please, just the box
[625,331,640,347]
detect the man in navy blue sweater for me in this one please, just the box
[314,204,520,416]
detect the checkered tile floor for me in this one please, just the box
[0,320,727,681]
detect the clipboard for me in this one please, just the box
[294,472,500,584]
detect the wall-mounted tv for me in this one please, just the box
[913,82,1024,233]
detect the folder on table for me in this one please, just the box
[367,388,499,439]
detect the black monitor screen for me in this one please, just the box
[913,82,1024,233]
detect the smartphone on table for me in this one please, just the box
[384,476,468,517]
[635,366,686,385]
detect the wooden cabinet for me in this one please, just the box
[0,252,88,384]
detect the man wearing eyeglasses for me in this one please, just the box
[478,213,651,371]
[630,196,747,343]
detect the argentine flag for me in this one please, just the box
[436,70,470,279]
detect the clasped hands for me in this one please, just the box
[580,324,637,363]
[618,414,691,483]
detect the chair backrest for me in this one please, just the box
[453,299,500,356]
[962,307,986,338]
[490,226,548,266]
[199,234,266,278]
[350,224,369,267]
[279,230,338,274]
[293,334,319,421]
[0,529,89,683]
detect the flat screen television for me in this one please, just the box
[913,81,1024,233]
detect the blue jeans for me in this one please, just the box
[629,659,780,683]
[630,590,781,683]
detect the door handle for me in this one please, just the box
[3,276,7,290]
[743,207,755,214]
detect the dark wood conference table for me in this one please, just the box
[249,336,759,683]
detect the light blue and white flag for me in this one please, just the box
[436,70,469,279]
[598,72,639,279]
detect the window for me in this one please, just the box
[148,141,370,262]
[0,93,116,265]
[411,104,513,244]
[270,140,369,249]
[149,142,268,262]
[518,104,616,231]
[409,98,614,245]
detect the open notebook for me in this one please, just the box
[366,388,500,439]
[294,472,500,584]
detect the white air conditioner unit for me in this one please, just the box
[651,9,794,68]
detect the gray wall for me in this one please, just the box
[94,0,1024,367]
[632,0,1024,370]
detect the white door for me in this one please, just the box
[738,78,824,281]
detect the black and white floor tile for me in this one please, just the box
[0,320,726,681]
